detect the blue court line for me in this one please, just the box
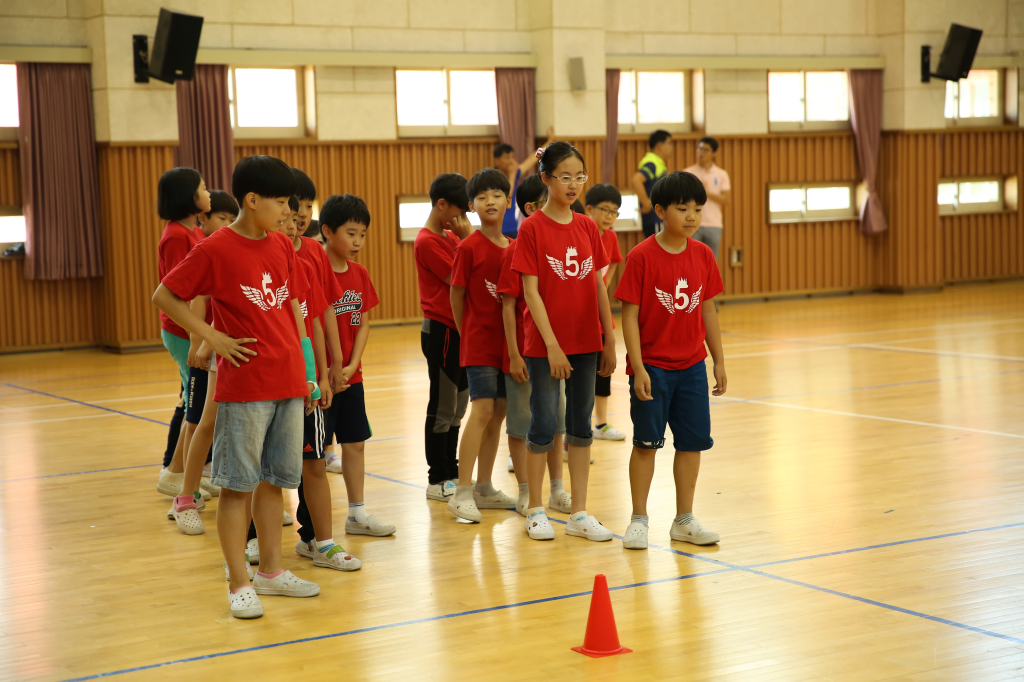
[0,463,161,484]
[5,384,170,426]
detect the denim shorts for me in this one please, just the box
[629,362,713,452]
[465,365,507,401]
[505,373,564,440]
[525,352,598,452]
[211,397,304,492]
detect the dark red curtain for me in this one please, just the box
[175,64,234,193]
[848,69,888,235]
[602,69,621,184]
[17,62,103,280]
[495,68,536,166]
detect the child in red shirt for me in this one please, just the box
[153,155,325,620]
[414,173,473,500]
[318,193,397,539]
[615,171,727,551]
[511,142,617,543]
[446,169,519,522]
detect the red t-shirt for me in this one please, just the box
[511,211,609,357]
[162,229,307,403]
[158,221,204,339]
[451,230,510,369]
[496,238,528,374]
[614,236,724,375]
[296,237,344,310]
[328,260,379,385]
[600,228,623,284]
[296,257,329,341]
[414,228,460,329]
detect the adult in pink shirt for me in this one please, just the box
[683,136,731,261]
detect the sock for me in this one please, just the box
[571,511,587,523]
[348,502,368,523]
[631,514,650,527]
[475,481,497,496]
[455,485,474,499]
[596,423,607,430]
[526,506,546,517]
[518,482,529,494]
[675,513,694,524]
[175,494,194,507]
[315,537,335,552]
[257,569,284,579]
[550,478,564,493]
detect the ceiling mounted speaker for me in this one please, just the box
[569,57,586,92]
[148,8,204,84]
[930,23,983,82]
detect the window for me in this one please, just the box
[613,191,642,231]
[617,70,690,134]
[397,196,480,242]
[937,177,1014,215]
[0,207,26,245]
[0,64,18,142]
[944,70,1001,126]
[767,183,858,223]
[228,67,309,139]
[768,71,849,132]
[395,69,498,137]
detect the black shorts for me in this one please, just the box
[595,372,611,398]
[186,367,208,425]
[302,404,326,460]
[322,382,371,447]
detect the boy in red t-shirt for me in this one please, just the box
[512,142,617,543]
[414,173,473,500]
[584,184,627,443]
[153,155,325,620]
[615,171,727,551]
[446,169,519,522]
[318,194,397,539]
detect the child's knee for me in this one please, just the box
[303,458,327,476]
[470,398,495,421]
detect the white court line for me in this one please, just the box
[0,393,180,413]
[858,344,1024,363]
[1,413,118,426]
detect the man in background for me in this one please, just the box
[684,136,731,261]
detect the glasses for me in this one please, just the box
[551,173,588,186]
[592,205,620,218]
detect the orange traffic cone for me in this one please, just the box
[571,574,633,658]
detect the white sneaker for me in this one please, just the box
[566,513,613,542]
[225,561,255,581]
[447,490,482,522]
[246,538,260,564]
[669,517,720,545]
[312,544,362,572]
[507,456,515,472]
[426,480,457,501]
[325,454,343,474]
[345,514,396,537]
[593,424,627,441]
[516,488,529,516]
[171,496,204,535]
[199,477,221,497]
[622,520,649,549]
[252,569,321,597]
[282,510,293,526]
[473,488,517,509]
[229,586,263,619]
[562,450,595,464]
[156,469,211,500]
[524,507,555,540]
[548,489,572,513]
[296,538,315,559]
[202,462,213,478]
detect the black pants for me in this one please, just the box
[420,319,468,485]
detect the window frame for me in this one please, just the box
[395,68,499,139]
[768,70,851,133]
[396,195,481,243]
[0,63,18,142]
[937,176,1006,216]
[617,69,692,135]
[766,182,859,224]
[228,66,309,140]
[944,69,1004,128]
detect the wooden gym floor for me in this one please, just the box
[1,281,1023,681]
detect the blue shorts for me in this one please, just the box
[211,397,304,492]
[322,382,371,446]
[629,362,713,452]
[505,374,564,440]
[525,352,598,453]
[465,366,507,401]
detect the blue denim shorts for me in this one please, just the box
[465,365,507,401]
[211,397,304,492]
[629,362,713,452]
[505,373,564,440]
[525,352,598,453]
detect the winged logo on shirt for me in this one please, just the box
[300,300,308,319]
[240,272,289,311]
[546,246,593,281]
[654,277,702,314]
[546,254,567,280]
[485,279,500,301]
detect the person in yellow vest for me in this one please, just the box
[631,130,673,238]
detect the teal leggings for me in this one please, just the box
[161,329,191,402]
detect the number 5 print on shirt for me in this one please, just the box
[655,277,702,314]
[546,246,594,281]
[240,272,289,311]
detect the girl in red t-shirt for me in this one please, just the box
[510,142,617,543]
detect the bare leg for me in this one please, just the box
[526,451,547,508]
[456,399,493,487]
[673,451,701,515]
[218,488,250,592]
[594,395,608,426]
[341,441,365,504]
[547,434,564,480]
[253,482,284,575]
[475,399,506,486]
[508,436,528,485]
[629,447,657,516]
[567,444,591,514]
[302,459,333,540]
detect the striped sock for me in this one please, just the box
[674,513,694,524]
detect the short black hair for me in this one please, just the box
[319,194,371,231]
[516,173,547,215]
[429,173,470,211]
[538,141,586,176]
[291,167,316,201]
[157,167,203,221]
[231,155,297,206]
[584,184,622,208]
[288,195,299,212]
[650,171,707,209]
[570,199,586,215]
[493,143,514,159]
[648,130,672,149]
[303,219,321,239]
[467,168,511,200]
[698,136,719,152]
[205,190,238,219]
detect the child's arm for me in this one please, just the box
[604,262,619,293]
[632,172,653,215]
[187,295,211,368]
[343,312,371,384]
[291,298,317,409]
[153,285,256,367]
[621,302,651,401]
[518,126,554,175]
[312,317,332,410]
[323,306,346,393]
[702,299,727,396]
[596,276,617,377]
[522,274,571,379]
[502,294,528,383]
[450,285,466,334]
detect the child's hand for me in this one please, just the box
[510,354,529,383]
[548,347,572,379]
[194,341,213,369]
[333,365,356,392]
[711,364,727,396]
[599,340,616,377]
[328,363,347,393]
[318,377,333,410]
[210,332,257,368]
[445,215,472,239]
[187,337,203,368]
[633,368,653,401]
[304,381,316,414]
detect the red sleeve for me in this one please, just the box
[704,247,725,300]
[497,242,520,297]
[614,248,644,306]
[318,248,343,303]
[589,219,610,272]
[450,240,474,288]
[511,223,538,276]
[361,268,380,312]
[419,234,455,281]
[307,269,330,320]
[161,234,191,274]
[607,231,623,263]
[162,244,215,302]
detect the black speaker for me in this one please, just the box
[148,8,204,84]
[934,24,982,81]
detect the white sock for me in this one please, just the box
[475,481,497,496]
[675,513,694,524]
[518,482,528,494]
[631,514,649,527]
[348,502,367,523]
[550,478,564,493]
[455,485,474,499]
[315,537,335,551]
